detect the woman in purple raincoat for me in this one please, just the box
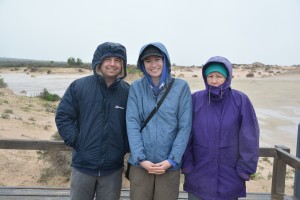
[182,56,260,200]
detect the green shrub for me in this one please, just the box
[262,157,272,164]
[4,109,13,114]
[127,66,139,74]
[2,109,13,119]
[0,78,8,88]
[1,113,10,119]
[21,106,31,112]
[51,131,63,140]
[43,103,57,113]
[250,172,263,180]
[39,88,61,101]
[28,117,35,121]
[246,72,254,78]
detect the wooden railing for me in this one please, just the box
[0,139,300,200]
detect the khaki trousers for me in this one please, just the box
[129,165,180,200]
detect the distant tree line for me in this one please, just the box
[67,57,83,66]
[0,57,90,69]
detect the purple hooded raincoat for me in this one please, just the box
[182,56,259,200]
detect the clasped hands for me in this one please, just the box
[139,160,172,175]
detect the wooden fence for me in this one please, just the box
[0,139,299,200]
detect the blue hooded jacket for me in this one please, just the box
[126,42,192,170]
[182,56,260,200]
[55,42,129,172]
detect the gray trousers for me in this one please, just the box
[70,167,122,200]
[129,165,180,200]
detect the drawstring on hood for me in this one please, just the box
[208,85,224,104]
[209,86,211,103]
[221,85,223,98]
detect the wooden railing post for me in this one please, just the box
[294,123,300,199]
[271,145,290,200]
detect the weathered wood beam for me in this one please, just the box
[0,139,71,151]
[259,147,277,157]
[0,139,278,157]
[276,147,300,170]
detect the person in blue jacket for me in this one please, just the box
[55,42,129,200]
[126,42,192,200]
[182,56,260,200]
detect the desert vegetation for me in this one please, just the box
[38,88,60,102]
[37,132,71,183]
[0,78,7,88]
[1,57,299,79]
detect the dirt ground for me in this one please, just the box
[0,66,299,194]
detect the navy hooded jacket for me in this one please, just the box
[55,42,130,172]
[182,56,260,200]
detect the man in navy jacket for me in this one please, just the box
[55,42,129,200]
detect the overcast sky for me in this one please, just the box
[0,0,299,66]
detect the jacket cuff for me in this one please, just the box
[167,159,177,168]
[135,156,146,165]
[236,168,250,181]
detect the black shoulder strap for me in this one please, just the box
[140,78,175,132]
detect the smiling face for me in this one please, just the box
[98,57,123,86]
[143,55,163,85]
[99,57,122,78]
[206,72,226,87]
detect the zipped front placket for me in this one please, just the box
[153,92,158,163]
[152,89,164,163]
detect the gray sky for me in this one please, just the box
[1,0,299,66]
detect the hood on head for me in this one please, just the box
[202,56,232,89]
[92,42,127,79]
[137,42,171,73]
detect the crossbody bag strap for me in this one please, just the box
[140,78,175,132]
